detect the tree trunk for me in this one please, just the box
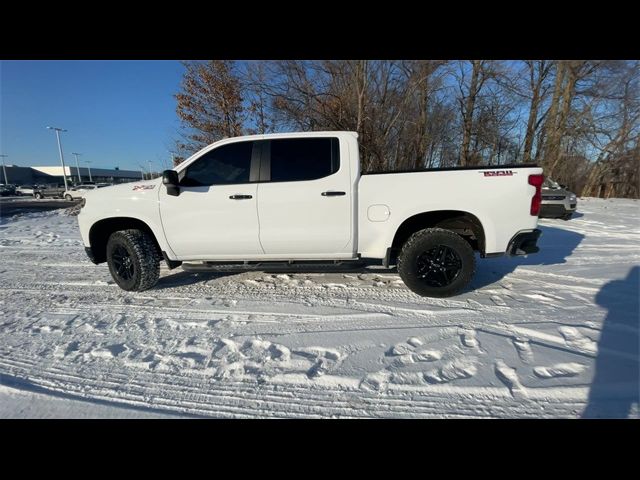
[460,61,483,166]
[523,61,549,164]
[540,61,566,173]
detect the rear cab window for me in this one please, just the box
[267,137,339,182]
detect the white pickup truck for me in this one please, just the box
[78,131,544,297]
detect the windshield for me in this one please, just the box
[543,178,561,189]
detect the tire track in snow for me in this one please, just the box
[0,351,587,418]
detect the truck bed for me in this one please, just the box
[357,164,543,258]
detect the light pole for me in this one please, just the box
[0,154,8,184]
[46,126,69,191]
[72,152,82,184]
[147,160,154,179]
[85,160,93,182]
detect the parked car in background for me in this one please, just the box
[0,184,17,196]
[63,184,111,200]
[33,184,66,199]
[540,178,577,220]
[15,185,36,196]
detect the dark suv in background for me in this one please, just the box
[33,184,67,199]
[0,184,17,196]
[540,178,577,220]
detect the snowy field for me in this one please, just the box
[0,198,638,418]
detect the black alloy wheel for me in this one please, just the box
[111,244,135,281]
[415,244,463,288]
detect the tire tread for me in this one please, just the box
[107,229,160,291]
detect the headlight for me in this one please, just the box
[569,195,576,201]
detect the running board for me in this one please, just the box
[182,259,372,273]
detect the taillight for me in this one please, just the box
[528,174,544,216]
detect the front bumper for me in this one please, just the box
[84,246,98,264]
[539,199,577,218]
[507,229,542,256]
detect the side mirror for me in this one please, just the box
[162,170,180,196]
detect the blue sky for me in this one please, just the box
[1,60,184,172]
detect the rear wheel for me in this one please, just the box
[397,228,476,298]
[106,229,160,291]
[65,194,73,201]
[34,192,43,199]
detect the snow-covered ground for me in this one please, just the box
[0,198,638,418]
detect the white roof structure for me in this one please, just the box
[31,166,142,178]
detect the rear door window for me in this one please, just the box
[268,137,339,182]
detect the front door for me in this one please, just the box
[159,140,263,259]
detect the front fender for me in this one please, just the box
[77,179,178,259]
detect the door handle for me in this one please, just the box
[321,191,346,197]
[229,194,253,200]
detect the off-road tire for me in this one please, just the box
[397,228,476,298]
[106,229,160,291]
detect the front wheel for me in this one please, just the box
[34,192,43,199]
[106,229,160,291]
[397,228,476,298]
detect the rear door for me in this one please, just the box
[256,136,354,257]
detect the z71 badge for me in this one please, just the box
[482,170,515,176]
[132,184,156,191]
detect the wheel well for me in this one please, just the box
[389,210,486,264]
[88,217,162,264]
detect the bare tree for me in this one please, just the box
[174,60,244,160]
[243,61,276,135]
[521,61,553,163]
[171,59,640,198]
[457,60,493,166]
[581,61,640,197]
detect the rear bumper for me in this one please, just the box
[507,229,541,256]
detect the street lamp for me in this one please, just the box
[85,160,93,182]
[0,154,8,184]
[46,126,69,191]
[72,152,82,184]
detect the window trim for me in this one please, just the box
[258,137,341,184]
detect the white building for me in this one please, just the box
[30,166,145,184]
